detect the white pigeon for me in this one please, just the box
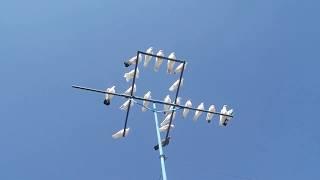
[112,128,130,139]
[144,47,153,67]
[163,95,171,113]
[154,50,164,72]
[193,102,204,121]
[124,54,142,67]
[167,52,176,74]
[219,105,228,126]
[124,68,139,82]
[104,86,116,105]
[159,124,175,133]
[206,105,216,123]
[174,63,187,74]
[226,109,234,120]
[120,99,134,111]
[176,97,182,105]
[182,100,192,118]
[160,112,176,127]
[123,84,136,96]
[221,108,234,126]
[169,78,184,91]
[142,91,151,112]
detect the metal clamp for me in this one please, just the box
[159,154,168,161]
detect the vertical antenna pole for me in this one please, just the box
[122,51,140,137]
[153,103,168,180]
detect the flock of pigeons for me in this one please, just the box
[104,47,234,139]
[123,47,187,75]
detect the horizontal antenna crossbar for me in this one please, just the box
[72,85,234,118]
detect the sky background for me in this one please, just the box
[1,0,320,179]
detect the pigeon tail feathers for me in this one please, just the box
[124,62,130,67]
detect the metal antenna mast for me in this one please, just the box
[72,49,234,180]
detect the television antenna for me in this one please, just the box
[72,48,234,180]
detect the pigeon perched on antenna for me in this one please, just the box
[123,84,136,96]
[182,100,192,118]
[144,47,153,67]
[193,103,204,121]
[227,109,234,120]
[124,68,139,82]
[124,54,142,67]
[112,128,130,139]
[206,105,216,123]
[120,99,134,111]
[174,63,187,74]
[167,52,176,74]
[104,86,116,105]
[219,105,229,126]
[220,107,234,126]
[169,78,184,92]
[142,91,151,112]
[154,50,164,72]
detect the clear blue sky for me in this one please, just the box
[1,0,319,179]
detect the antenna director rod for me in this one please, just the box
[72,85,233,118]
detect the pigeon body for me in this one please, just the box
[104,86,116,105]
[219,105,228,126]
[124,54,142,67]
[144,47,153,67]
[120,99,134,111]
[169,78,184,91]
[226,109,234,120]
[160,112,176,127]
[112,128,130,139]
[182,100,192,118]
[159,124,175,132]
[193,102,204,121]
[163,95,171,112]
[124,68,139,82]
[206,105,216,123]
[123,84,136,96]
[174,63,187,74]
[142,91,151,112]
[221,108,234,126]
[154,50,164,72]
[167,52,176,74]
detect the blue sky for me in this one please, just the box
[1,0,320,179]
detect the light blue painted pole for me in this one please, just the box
[153,103,168,180]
